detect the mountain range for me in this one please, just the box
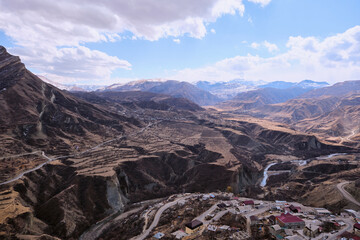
[40,75,331,106]
[104,79,222,106]
[219,80,360,147]
[0,46,359,239]
[258,79,329,89]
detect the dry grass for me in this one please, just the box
[0,187,30,224]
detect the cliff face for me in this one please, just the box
[234,164,262,193]
[1,163,130,239]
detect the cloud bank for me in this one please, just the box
[0,0,263,83]
[171,26,360,83]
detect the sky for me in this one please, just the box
[0,0,359,85]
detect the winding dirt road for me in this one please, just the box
[340,128,358,144]
[337,181,360,207]
[0,122,157,186]
[131,196,190,240]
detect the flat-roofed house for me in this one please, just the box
[185,220,203,234]
[276,213,305,229]
[270,224,282,236]
[303,224,320,238]
[314,208,331,216]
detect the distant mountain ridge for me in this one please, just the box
[258,80,329,89]
[195,79,329,100]
[38,75,104,92]
[72,91,203,112]
[218,87,314,110]
[217,79,330,110]
[38,77,330,106]
[195,79,263,99]
[104,79,222,106]
[300,80,360,99]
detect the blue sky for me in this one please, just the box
[0,0,359,85]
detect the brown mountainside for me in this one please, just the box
[0,46,356,239]
[72,91,204,112]
[228,92,360,146]
[218,87,311,110]
[300,80,360,99]
[0,46,140,157]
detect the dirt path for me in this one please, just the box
[0,121,158,186]
[340,128,358,144]
[0,151,53,186]
[336,181,360,207]
[79,207,143,240]
[131,196,189,240]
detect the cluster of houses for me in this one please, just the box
[261,202,360,240]
[338,223,360,240]
[151,193,360,240]
[154,196,253,239]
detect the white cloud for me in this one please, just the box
[0,0,271,84]
[11,46,131,83]
[170,26,360,83]
[173,39,181,44]
[251,41,278,52]
[263,41,279,52]
[210,28,216,34]
[247,0,271,7]
[251,42,260,49]
[247,16,253,24]
[0,0,256,46]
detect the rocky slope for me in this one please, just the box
[218,87,313,110]
[72,91,203,112]
[0,46,140,181]
[228,94,360,146]
[300,80,360,99]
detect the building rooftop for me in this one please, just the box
[355,223,360,230]
[185,219,203,230]
[284,229,293,236]
[277,213,304,224]
[315,208,331,214]
[305,224,319,231]
[217,203,226,208]
[271,224,281,231]
[171,230,188,239]
[207,225,217,232]
[285,235,303,240]
[338,231,360,240]
[153,232,165,239]
[243,200,254,205]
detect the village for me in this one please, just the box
[130,192,360,240]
